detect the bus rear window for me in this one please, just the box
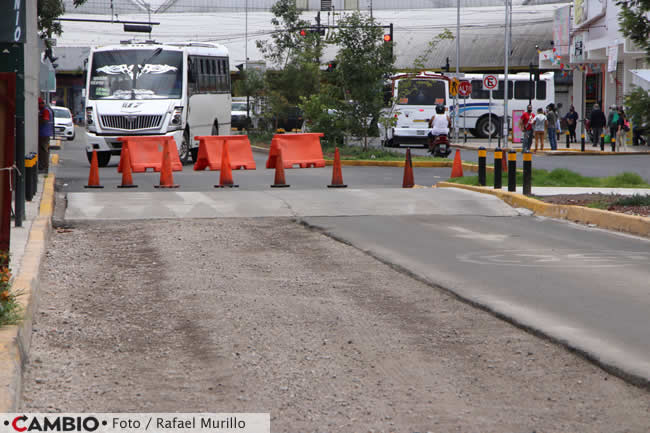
[397,80,446,106]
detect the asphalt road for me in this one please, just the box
[56,130,450,192]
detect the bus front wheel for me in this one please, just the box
[86,150,111,167]
[179,129,191,164]
[476,116,500,139]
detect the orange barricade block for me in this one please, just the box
[193,135,256,171]
[117,136,183,173]
[265,133,325,169]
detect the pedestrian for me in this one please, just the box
[533,108,547,152]
[546,104,558,150]
[616,106,628,151]
[38,97,53,173]
[607,104,620,147]
[589,104,606,147]
[564,105,579,143]
[519,104,535,152]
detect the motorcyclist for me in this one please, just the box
[428,104,451,137]
[428,104,452,156]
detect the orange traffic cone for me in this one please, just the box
[271,150,290,188]
[117,145,137,188]
[84,150,104,189]
[450,149,464,178]
[328,147,347,188]
[155,139,179,188]
[215,141,238,188]
[402,148,414,188]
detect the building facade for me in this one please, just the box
[541,1,648,135]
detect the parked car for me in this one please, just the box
[231,100,251,130]
[52,106,75,141]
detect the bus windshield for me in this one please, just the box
[396,80,446,106]
[89,49,183,100]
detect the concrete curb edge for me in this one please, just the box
[0,175,55,412]
[436,182,650,237]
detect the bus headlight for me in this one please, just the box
[86,107,96,131]
[168,106,183,130]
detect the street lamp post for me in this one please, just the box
[455,0,460,144]
[503,0,511,147]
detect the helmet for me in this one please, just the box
[435,104,445,114]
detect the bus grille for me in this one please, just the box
[100,115,163,130]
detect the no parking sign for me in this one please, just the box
[482,74,498,91]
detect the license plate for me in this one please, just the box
[416,130,425,135]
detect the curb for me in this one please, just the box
[0,175,55,412]
[436,182,650,238]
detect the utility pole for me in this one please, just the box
[503,0,511,146]
[455,0,460,144]
[245,0,250,122]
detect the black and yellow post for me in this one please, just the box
[493,148,502,189]
[581,133,585,152]
[611,137,616,152]
[478,147,487,186]
[508,150,517,192]
[565,130,570,148]
[600,133,605,151]
[523,151,532,195]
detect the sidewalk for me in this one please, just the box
[0,167,54,411]
[357,134,650,155]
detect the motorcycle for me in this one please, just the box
[428,133,452,158]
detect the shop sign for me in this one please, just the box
[0,0,26,43]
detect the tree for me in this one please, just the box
[38,0,87,38]
[617,0,649,133]
[256,0,317,68]
[332,12,394,150]
[256,0,323,130]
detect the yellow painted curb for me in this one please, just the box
[0,175,55,412]
[437,182,650,237]
[51,154,59,166]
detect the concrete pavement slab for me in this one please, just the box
[64,188,520,221]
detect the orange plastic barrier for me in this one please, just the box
[117,136,183,173]
[193,135,256,171]
[265,133,325,169]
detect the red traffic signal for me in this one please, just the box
[300,29,307,36]
[383,34,392,42]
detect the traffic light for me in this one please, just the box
[326,61,337,72]
[383,34,392,42]
[299,29,308,36]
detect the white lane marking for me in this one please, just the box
[458,249,650,268]
[448,226,509,242]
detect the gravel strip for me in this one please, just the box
[22,218,650,432]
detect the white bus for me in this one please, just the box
[460,72,555,138]
[383,71,555,146]
[84,41,231,166]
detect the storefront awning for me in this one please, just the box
[630,69,650,91]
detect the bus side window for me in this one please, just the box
[471,80,489,99]
[536,81,547,100]
[514,81,533,100]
